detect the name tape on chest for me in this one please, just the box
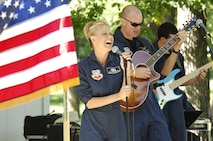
[106,66,121,74]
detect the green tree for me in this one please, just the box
[70,1,106,59]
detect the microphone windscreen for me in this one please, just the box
[112,46,122,55]
[124,47,130,52]
[196,19,203,27]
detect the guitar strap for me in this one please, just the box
[175,53,183,71]
[169,49,183,71]
[136,37,154,55]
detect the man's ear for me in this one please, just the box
[160,36,167,44]
[121,18,125,25]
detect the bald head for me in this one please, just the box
[120,5,143,40]
[121,5,142,19]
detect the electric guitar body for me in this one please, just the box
[155,69,182,110]
[156,61,213,110]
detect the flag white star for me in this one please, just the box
[3,23,8,30]
[35,0,41,3]
[9,12,15,19]
[0,11,7,20]
[28,6,35,14]
[13,0,20,8]
[4,0,12,8]
[13,13,18,20]
[45,0,51,7]
[19,2,25,10]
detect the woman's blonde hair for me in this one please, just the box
[83,19,110,47]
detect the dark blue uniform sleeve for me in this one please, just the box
[74,62,93,104]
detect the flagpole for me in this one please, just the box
[63,89,70,141]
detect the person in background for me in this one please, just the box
[113,5,172,141]
[153,22,207,141]
[73,19,132,141]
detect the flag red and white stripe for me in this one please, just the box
[0,1,79,110]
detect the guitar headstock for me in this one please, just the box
[183,18,198,32]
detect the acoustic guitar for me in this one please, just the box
[120,18,199,112]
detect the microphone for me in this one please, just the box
[112,46,123,55]
[124,47,133,56]
[112,46,132,62]
[196,19,211,37]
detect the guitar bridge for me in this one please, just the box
[131,82,137,89]
[153,82,164,89]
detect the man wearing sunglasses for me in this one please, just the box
[113,5,172,141]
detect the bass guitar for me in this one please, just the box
[156,61,213,109]
[120,18,198,112]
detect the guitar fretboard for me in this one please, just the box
[145,18,197,68]
[170,61,213,89]
[145,35,180,67]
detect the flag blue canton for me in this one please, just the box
[0,0,68,34]
[0,0,21,34]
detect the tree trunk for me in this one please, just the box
[183,9,210,119]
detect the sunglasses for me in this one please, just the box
[122,17,143,27]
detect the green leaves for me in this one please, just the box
[69,0,213,59]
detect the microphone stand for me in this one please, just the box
[203,33,213,60]
[207,45,213,60]
[124,59,130,141]
[207,37,213,60]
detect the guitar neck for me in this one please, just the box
[145,18,198,68]
[145,35,180,67]
[170,61,213,89]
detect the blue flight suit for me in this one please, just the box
[113,27,172,141]
[153,41,186,141]
[74,51,126,141]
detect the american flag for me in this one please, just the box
[0,0,79,110]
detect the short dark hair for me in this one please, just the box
[157,22,178,39]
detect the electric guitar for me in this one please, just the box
[155,61,213,110]
[120,18,199,112]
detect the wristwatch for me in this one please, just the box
[172,49,179,54]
